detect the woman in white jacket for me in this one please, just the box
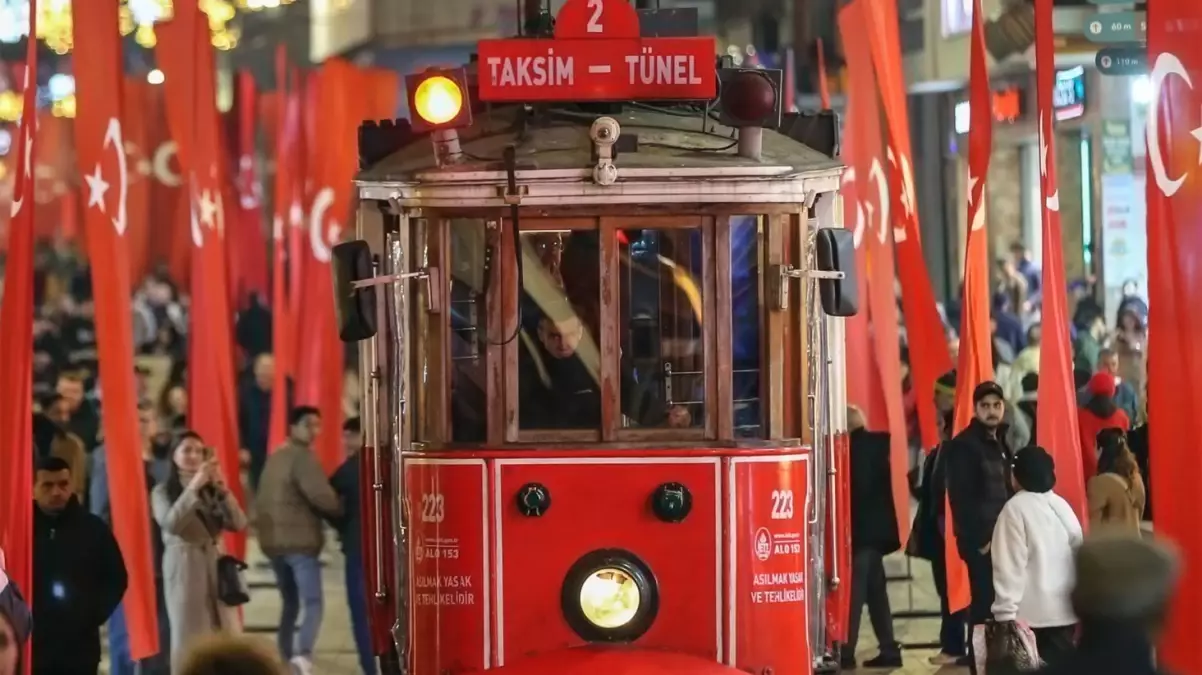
[991,445,1083,667]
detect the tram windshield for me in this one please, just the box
[416,212,806,448]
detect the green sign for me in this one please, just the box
[1096,47,1148,75]
[1085,11,1147,43]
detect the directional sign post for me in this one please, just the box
[1085,10,1147,43]
[1096,46,1149,75]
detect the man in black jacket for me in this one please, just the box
[32,456,128,675]
[944,381,1015,673]
[841,407,902,670]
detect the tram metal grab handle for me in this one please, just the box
[352,268,444,314]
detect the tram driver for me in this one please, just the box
[518,298,691,430]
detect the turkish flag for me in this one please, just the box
[122,78,154,286]
[1032,0,1085,525]
[71,0,161,659]
[866,0,953,453]
[231,71,268,308]
[0,0,38,643]
[1146,4,1202,670]
[945,0,993,616]
[156,0,247,559]
[840,0,910,553]
[269,51,303,454]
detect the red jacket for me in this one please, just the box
[1078,404,1130,477]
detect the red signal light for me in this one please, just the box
[717,68,783,129]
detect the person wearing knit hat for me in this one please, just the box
[943,379,1015,674]
[990,446,1083,667]
[1037,536,1180,674]
[935,369,957,414]
[1077,371,1131,477]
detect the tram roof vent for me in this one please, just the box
[358,119,417,170]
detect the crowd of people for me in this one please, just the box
[3,249,373,675]
[842,242,1163,672]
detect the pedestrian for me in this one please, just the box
[944,381,1015,675]
[152,431,249,667]
[991,446,1083,667]
[0,550,32,675]
[908,408,968,666]
[177,634,288,675]
[1078,373,1131,477]
[840,407,902,670]
[31,456,128,675]
[330,417,378,674]
[1037,535,1179,674]
[257,407,344,675]
[1087,428,1145,535]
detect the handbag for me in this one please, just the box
[216,554,251,607]
[974,620,1043,674]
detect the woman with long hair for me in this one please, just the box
[152,431,248,666]
[1087,428,1146,534]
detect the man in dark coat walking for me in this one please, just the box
[31,456,128,675]
[944,381,1015,674]
[840,407,902,669]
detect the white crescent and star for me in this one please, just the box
[309,186,336,263]
[886,146,914,243]
[10,126,32,218]
[1147,52,1197,198]
[83,118,129,236]
[843,157,890,249]
[967,174,986,232]
[1038,122,1060,212]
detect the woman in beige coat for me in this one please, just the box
[152,431,249,666]
[1086,428,1146,535]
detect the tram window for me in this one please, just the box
[450,219,488,442]
[517,230,603,431]
[730,216,763,437]
[618,227,704,430]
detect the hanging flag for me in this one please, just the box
[231,72,268,308]
[122,78,154,286]
[946,0,994,616]
[157,0,247,559]
[1145,3,1202,669]
[269,49,301,453]
[816,38,832,110]
[1032,0,1085,525]
[0,0,38,640]
[840,0,909,550]
[866,0,953,453]
[71,0,161,659]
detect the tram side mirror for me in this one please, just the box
[332,240,379,342]
[815,229,859,317]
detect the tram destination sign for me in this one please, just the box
[1085,10,1147,43]
[477,0,717,102]
[1096,46,1148,75]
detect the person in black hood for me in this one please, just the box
[1037,535,1179,675]
[944,380,1015,674]
[31,456,128,675]
[840,407,902,670]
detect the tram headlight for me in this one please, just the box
[405,67,473,134]
[562,549,658,642]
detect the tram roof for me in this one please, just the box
[355,105,843,185]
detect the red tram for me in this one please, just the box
[333,2,860,672]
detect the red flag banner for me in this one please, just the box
[72,0,160,659]
[1032,0,1085,525]
[269,51,302,453]
[1146,4,1202,669]
[0,0,38,630]
[946,0,994,616]
[233,71,268,307]
[866,0,953,452]
[157,0,247,559]
[840,0,910,548]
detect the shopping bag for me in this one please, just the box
[974,620,1043,674]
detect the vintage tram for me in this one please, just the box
[333,2,860,673]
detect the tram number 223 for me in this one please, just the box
[420,493,446,524]
[770,489,795,520]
